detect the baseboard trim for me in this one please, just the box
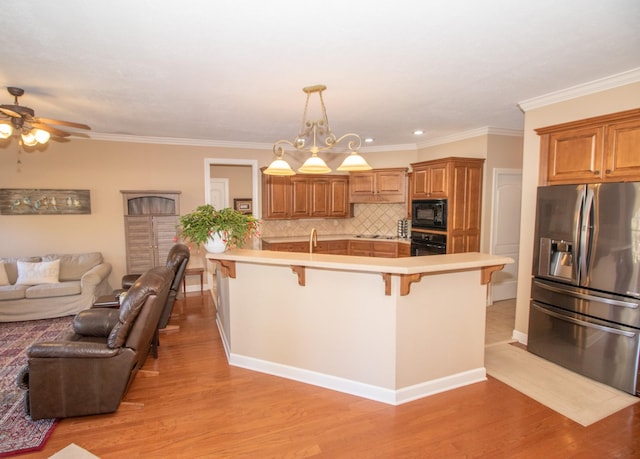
[228,352,486,405]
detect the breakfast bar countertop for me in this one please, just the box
[207,248,512,276]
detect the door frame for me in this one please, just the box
[203,158,260,219]
[488,167,522,304]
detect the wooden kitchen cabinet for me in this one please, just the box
[262,241,309,253]
[262,174,290,219]
[411,161,448,199]
[538,108,640,185]
[397,242,411,257]
[410,157,484,254]
[348,240,398,258]
[264,239,404,257]
[349,168,407,203]
[262,171,351,219]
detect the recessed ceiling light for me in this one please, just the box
[364,137,374,143]
[413,130,424,135]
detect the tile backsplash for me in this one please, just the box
[260,203,408,238]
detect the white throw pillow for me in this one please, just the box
[16,259,61,285]
[0,262,9,286]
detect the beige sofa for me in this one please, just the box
[0,252,112,322]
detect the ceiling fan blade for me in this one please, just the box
[0,106,21,118]
[30,122,72,137]
[35,117,91,130]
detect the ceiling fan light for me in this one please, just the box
[337,151,372,171]
[34,128,50,144]
[298,154,331,174]
[264,158,296,176]
[0,123,13,139]
[21,131,38,146]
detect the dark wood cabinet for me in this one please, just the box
[262,171,351,219]
[349,168,407,203]
[538,108,640,185]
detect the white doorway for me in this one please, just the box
[209,178,229,210]
[489,168,522,304]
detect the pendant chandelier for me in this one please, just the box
[264,84,372,176]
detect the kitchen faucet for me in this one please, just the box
[309,228,317,254]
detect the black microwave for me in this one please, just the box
[411,199,447,230]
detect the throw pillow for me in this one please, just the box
[16,259,61,285]
[0,262,9,286]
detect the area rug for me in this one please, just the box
[485,342,639,426]
[0,316,74,457]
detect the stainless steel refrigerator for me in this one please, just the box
[529,182,640,394]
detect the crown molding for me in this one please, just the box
[360,143,418,153]
[416,126,523,148]
[518,67,640,112]
[83,132,274,150]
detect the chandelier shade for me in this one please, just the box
[263,157,296,176]
[265,85,372,175]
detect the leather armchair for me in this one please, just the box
[19,266,172,420]
[119,244,190,357]
[121,243,190,328]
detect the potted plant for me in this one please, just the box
[178,204,260,253]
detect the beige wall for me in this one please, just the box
[0,139,415,287]
[0,139,270,286]
[514,81,640,340]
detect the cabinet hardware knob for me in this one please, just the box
[594,170,600,175]
[606,169,611,174]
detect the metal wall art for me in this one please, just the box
[0,189,91,215]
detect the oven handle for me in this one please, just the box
[535,280,638,309]
[532,303,636,338]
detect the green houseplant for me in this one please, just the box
[178,204,260,252]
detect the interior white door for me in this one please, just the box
[210,178,229,210]
[489,169,522,303]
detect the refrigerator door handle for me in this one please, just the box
[532,303,636,338]
[578,186,594,285]
[535,280,639,309]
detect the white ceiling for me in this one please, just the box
[1,0,639,149]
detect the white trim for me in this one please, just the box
[512,329,528,346]
[203,158,261,219]
[228,352,486,406]
[417,127,523,148]
[82,128,524,153]
[518,67,640,112]
[216,316,231,361]
[84,131,274,149]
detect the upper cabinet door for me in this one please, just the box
[545,126,604,184]
[538,108,640,185]
[349,168,407,203]
[411,161,448,199]
[605,117,640,181]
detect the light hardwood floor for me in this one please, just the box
[18,293,640,458]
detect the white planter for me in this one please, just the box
[204,232,227,253]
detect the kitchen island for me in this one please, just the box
[206,249,512,405]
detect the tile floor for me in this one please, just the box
[485,298,516,345]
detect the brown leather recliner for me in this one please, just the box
[19,266,172,420]
[120,244,190,356]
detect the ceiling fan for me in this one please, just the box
[0,86,91,146]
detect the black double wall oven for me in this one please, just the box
[410,199,447,256]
